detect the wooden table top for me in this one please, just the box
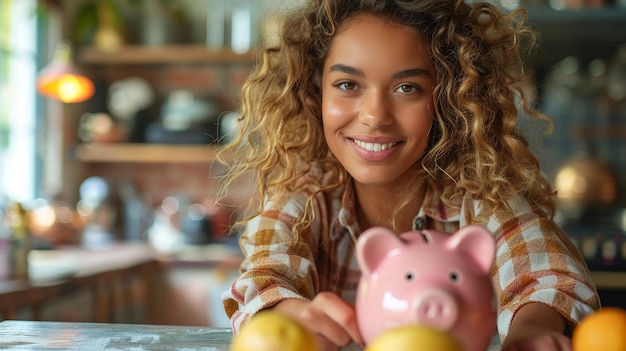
[0,320,363,350]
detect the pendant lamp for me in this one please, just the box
[37,41,95,103]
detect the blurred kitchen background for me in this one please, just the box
[0,0,625,327]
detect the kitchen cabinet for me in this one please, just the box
[60,46,254,250]
[524,6,626,199]
[0,243,245,327]
[74,46,255,164]
[74,143,220,163]
[0,244,162,323]
[79,46,259,65]
[525,5,626,308]
[526,6,626,84]
[49,45,252,277]
[526,6,626,43]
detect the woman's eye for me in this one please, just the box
[395,84,420,94]
[334,81,358,91]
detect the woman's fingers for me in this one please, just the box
[316,292,364,345]
[300,292,363,348]
[271,294,363,350]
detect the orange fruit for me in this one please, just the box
[572,307,626,351]
[230,310,319,351]
[365,325,464,351]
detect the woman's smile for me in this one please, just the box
[352,139,400,153]
[348,137,403,162]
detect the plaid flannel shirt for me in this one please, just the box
[222,177,600,339]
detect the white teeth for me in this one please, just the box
[354,139,396,152]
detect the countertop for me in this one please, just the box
[0,320,363,350]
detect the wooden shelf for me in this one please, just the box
[526,6,626,44]
[74,143,220,163]
[527,5,626,24]
[590,271,626,290]
[78,45,260,65]
[570,125,626,140]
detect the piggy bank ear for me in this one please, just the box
[356,227,405,278]
[447,224,495,274]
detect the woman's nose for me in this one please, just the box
[358,90,393,129]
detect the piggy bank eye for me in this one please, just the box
[449,271,461,283]
[405,271,415,282]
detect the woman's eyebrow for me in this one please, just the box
[329,63,364,76]
[328,64,431,79]
[392,68,432,79]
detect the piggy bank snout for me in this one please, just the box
[412,289,458,330]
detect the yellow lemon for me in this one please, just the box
[230,310,319,351]
[572,307,626,351]
[365,325,464,351]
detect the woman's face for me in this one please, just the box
[321,14,436,189]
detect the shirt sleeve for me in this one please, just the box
[221,195,320,334]
[468,196,601,340]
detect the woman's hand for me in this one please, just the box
[501,303,571,351]
[501,326,571,351]
[273,292,364,351]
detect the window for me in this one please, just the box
[0,0,41,204]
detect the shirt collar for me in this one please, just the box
[337,180,359,242]
[336,179,462,235]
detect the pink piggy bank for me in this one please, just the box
[355,224,497,351]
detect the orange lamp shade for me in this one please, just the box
[37,65,95,103]
[37,42,95,104]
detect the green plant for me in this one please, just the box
[72,0,186,47]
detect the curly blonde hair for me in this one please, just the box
[216,0,556,234]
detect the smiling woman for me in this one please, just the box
[216,1,600,350]
[0,0,40,204]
